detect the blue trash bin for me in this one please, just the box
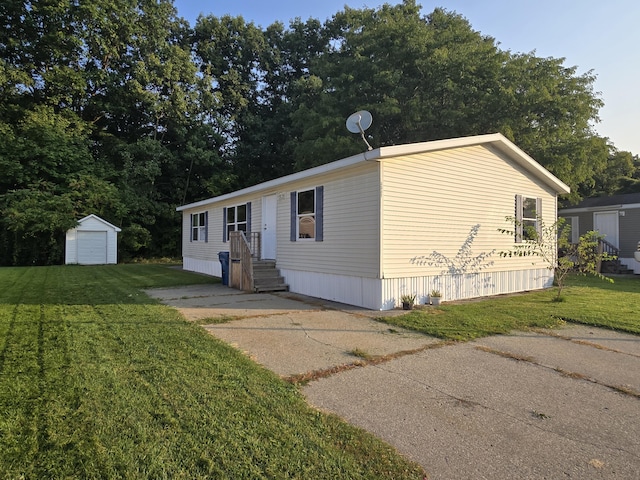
[218,251,230,286]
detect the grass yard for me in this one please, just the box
[381,275,640,341]
[0,265,426,479]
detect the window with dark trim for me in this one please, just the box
[191,212,208,242]
[290,186,323,242]
[515,194,541,242]
[297,189,315,239]
[223,203,251,242]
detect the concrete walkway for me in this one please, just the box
[146,284,439,378]
[146,285,640,479]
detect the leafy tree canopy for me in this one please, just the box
[1,0,636,265]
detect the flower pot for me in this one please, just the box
[402,302,413,310]
[431,297,441,307]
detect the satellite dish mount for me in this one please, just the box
[346,110,373,151]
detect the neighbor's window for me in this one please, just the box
[226,204,247,240]
[191,212,207,242]
[297,189,315,239]
[559,216,579,244]
[569,216,579,244]
[516,195,541,242]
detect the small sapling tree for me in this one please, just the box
[499,217,614,300]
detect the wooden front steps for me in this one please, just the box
[252,260,289,293]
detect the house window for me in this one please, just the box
[515,194,541,242]
[290,186,324,242]
[569,216,579,244]
[191,212,207,242]
[223,203,251,242]
[559,216,579,244]
[297,189,316,239]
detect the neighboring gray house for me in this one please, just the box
[178,133,570,310]
[65,214,121,265]
[559,193,640,274]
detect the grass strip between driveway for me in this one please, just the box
[0,265,426,479]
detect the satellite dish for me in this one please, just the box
[346,110,374,151]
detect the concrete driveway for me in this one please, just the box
[147,285,640,479]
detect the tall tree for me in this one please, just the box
[285,2,509,169]
[0,0,229,264]
[230,18,327,186]
[0,105,124,265]
[264,1,610,199]
[497,53,608,201]
[0,0,630,264]
[589,149,639,196]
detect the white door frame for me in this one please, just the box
[261,194,277,260]
[593,211,619,248]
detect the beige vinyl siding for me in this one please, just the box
[182,207,215,262]
[381,144,558,278]
[276,163,380,277]
[181,194,264,263]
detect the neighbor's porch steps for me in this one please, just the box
[252,260,289,293]
[601,259,634,275]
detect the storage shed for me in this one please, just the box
[177,133,570,310]
[65,214,121,265]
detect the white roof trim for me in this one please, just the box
[177,133,570,212]
[77,214,122,232]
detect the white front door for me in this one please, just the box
[262,194,277,259]
[593,211,619,248]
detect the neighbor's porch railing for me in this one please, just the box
[229,231,260,291]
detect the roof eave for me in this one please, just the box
[177,133,570,212]
[177,150,372,211]
[560,202,640,214]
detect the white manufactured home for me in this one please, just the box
[177,133,570,310]
[65,214,121,265]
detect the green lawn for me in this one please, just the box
[0,265,426,479]
[381,275,640,341]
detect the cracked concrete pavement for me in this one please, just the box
[146,284,640,479]
[146,283,439,378]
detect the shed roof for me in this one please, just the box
[76,214,122,232]
[177,133,570,212]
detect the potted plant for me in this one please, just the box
[401,293,416,310]
[430,290,442,306]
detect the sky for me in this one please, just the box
[173,0,640,155]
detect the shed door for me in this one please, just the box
[77,231,108,264]
[262,194,277,260]
[593,211,619,248]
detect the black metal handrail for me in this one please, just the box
[598,238,619,257]
[597,238,619,273]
